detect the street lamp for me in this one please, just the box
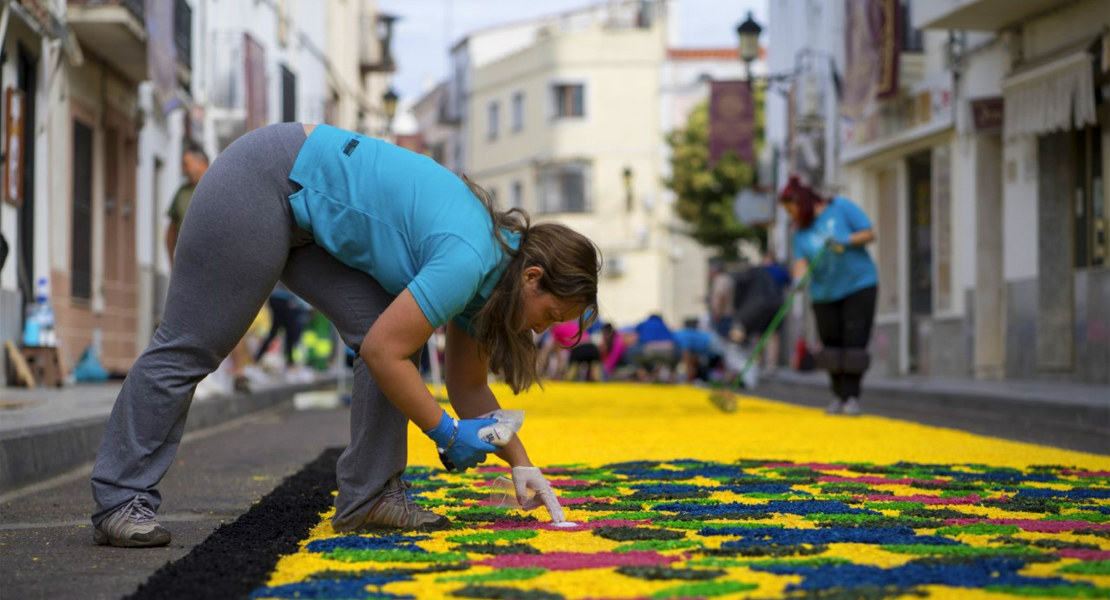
[622,166,634,212]
[735,11,762,80]
[382,87,399,130]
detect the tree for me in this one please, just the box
[664,94,766,260]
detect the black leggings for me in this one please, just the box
[811,286,877,400]
[256,295,305,364]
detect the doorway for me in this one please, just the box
[906,150,933,373]
[17,44,37,311]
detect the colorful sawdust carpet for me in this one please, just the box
[253,459,1110,600]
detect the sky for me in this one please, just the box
[379,0,768,129]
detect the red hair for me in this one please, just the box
[779,175,822,229]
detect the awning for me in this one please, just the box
[1002,36,1099,139]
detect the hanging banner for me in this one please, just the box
[144,0,178,113]
[244,33,267,132]
[708,80,754,167]
[4,87,26,207]
[841,0,900,121]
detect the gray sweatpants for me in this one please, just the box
[91,123,411,532]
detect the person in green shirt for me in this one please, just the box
[165,142,209,265]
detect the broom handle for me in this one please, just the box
[727,246,827,390]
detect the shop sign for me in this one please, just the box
[970,97,1003,133]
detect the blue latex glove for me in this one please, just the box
[424,410,499,471]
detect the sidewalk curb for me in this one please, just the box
[755,374,1109,454]
[763,375,1109,422]
[0,381,336,492]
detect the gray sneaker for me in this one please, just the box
[359,476,450,531]
[843,398,862,416]
[825,398,844,415]
[94,495,171,548]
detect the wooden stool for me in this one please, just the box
[19,345,64,388]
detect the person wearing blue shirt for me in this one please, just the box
[780,176,878,417]
[672,318,722,382]
[90,123,599,548]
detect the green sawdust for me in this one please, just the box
[1047,513,1110,523]
[731,477,817,487]
[451,585,564,600]
[702,544,829,558]
[649,580,759,598]
[437,568,548,583]
[806,514,944,528]
[1059,561,1110,575]
[938,490,979,498]
[453,543,542,555]
[985,585,1110,598]
[558,486,621,498]
[688,556,850,568]
[586,511,663,522]
[899,507,973,519]
[652,520,783,531]
[983,497,1064,514]
[446,530,539,544]
[788,585,928,600]
[881,544,1049,557]
[1078,529,1110,539]
[452,508,539,523]
[612,540,703,553]
[308,563,469,580]
[573,502,646,512]
[864,502,928,511]
[323,548,468,563]
[614,565,727,581]
[817,484,872,494]
[992,536,1103,551]
[446,489,489,501]
[627,490,711,501]
[593,526,686,541]
[934,524,1023,536]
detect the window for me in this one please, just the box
[552,84,584,118]
[1072,124,1105,268]
[511,180,523,208]
[487,101,500,140]
[431,142,446,165]
[512,92,525,132]
[900,0,924,53]
[281,64,296,122]
[538,162,590,214]
[72,120,93,300]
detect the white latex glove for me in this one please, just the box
[511,466,566,523]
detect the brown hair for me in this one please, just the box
[463,176,601,394]
[779,175,822,230]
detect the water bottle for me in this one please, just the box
[36,278,56,347]
[21,302,40,346]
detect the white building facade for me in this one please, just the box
[913,0,1109,384]
[765,0,1108,384]
[0,0,397,384]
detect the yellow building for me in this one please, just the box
[463,0,708,328]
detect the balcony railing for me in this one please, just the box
[360,12,396,74]
[69,0,144,21]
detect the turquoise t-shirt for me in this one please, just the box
[792,197,878,303]
[287,125,518,331]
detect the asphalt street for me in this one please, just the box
[0,385,1104,599]
[0,404,350,600]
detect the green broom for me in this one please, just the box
[708,246,828,413]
